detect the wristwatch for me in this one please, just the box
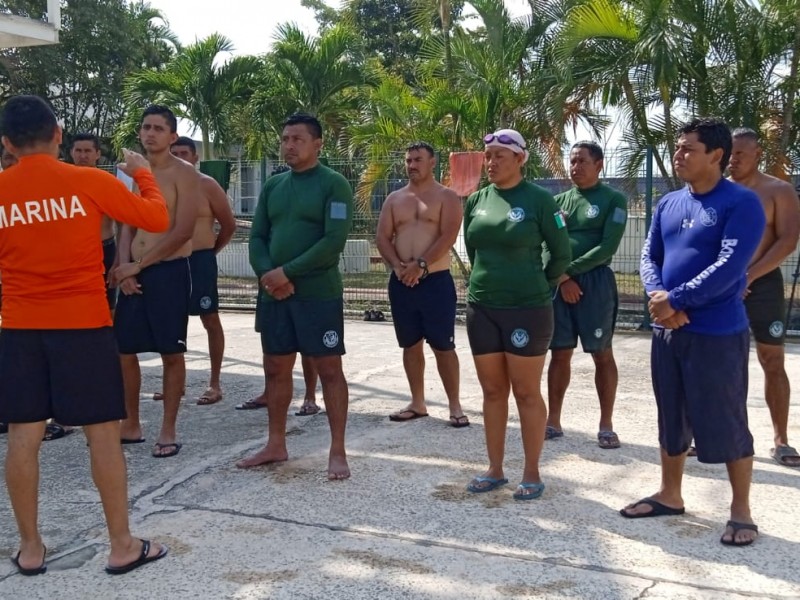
[416,257,429,279]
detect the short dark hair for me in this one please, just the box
[679,118,732,173]
[732,127,760,145]
[171,136,197,154]
[571,140,603,161]
[406,142,435,157]
[283,113,322,139]
[71,132,99,150]
[141,104,178,133]
[0,95,58,149]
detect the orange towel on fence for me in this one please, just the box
[448,152,484,197]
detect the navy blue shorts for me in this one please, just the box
[102,237,117,310]
[260,297,345,357]
[388,270,456,350]
[466,302,553,357]
[551,265,618,353]
[0,327,125,426]
[745,268,786,345]
[114,258,190,355]
[651,328,753,464]
[188,248,219,315]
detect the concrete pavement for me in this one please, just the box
[1,313,799,599]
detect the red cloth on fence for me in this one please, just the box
[448,152,484,197]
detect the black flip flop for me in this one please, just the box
[620,498,685,518]
[720,520,759,546]
[152,442,182,458]
[388,409,429,422]
[121,437,146,445]
[234,399,267,410]
[295,404,320,416]
[449,415,470,428]
[105,539,168,575]
[43,423,75,442]
[11,546,46,576]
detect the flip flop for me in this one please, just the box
[513,482,545,501]
[720,520,759,547]
[197,388,223,406]
[598,430,621,449]
[11,545,46,576]
[235,399,268,410]
[620,497,685,519]
[388,409,429,422]
[449,415,470,428]
[152,442,182,458]
[545,425,564,440]
[771,445,800,468]
[295,404,320,416]
[105,539,168,575]
[121,437,146,445]
[467,476,508,493]
[43,423,75,442]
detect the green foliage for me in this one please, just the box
[0,0,178,154]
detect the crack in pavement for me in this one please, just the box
[165,503,791,600]
[636,580,658,599]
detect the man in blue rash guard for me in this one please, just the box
[620,118,766,547]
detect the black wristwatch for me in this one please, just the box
[416,257,429,279]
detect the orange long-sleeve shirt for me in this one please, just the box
[0,154,170,329]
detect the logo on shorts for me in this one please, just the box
[586,205,600,219]
[594,328,603,339]
[700,207,717,227]
[507,207,525,222]
[200,296,212,310]
[322,330,339,348]
[510,328,529,348]
[769,321,784,338]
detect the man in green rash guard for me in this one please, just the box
[238,113,354,480]
[546,141,628,449]
[464,128,571,501]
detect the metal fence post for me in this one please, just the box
[436,150,442,182]
[641,146,654,330]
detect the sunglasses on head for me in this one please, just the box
[483,133,526,149]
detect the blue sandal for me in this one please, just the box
[467,476,508,493]
[513,482,545,500]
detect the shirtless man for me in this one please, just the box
[376,142,467,426]
[111,105,200,458]
[169,136,236,405]
[729,127,800,468]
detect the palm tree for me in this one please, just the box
[118,33,260,159]
[240,23,372,159]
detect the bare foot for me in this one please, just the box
[328,453,350,480]
[107,537,166,569]
[236,444,288,469]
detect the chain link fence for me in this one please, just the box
[108,154,800,333]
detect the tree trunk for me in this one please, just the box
[202,127,213,160]
[621,75,675,188]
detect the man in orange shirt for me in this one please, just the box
[0,95,169,575]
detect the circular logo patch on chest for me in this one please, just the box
[507,207,525,222]
[586,205,600,219]
[700,207,717,227]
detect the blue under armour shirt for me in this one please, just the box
[640,178,766,335]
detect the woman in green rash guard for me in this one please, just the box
[463,129,571,501]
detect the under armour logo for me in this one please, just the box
[681,218,694,229]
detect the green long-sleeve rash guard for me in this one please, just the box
[249,163,353,300]
[554,182,628,277]
[464,180,572,308]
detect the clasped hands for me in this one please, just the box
[648,290,689,329]
[261,267,294,300]
[393,261,425,287]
